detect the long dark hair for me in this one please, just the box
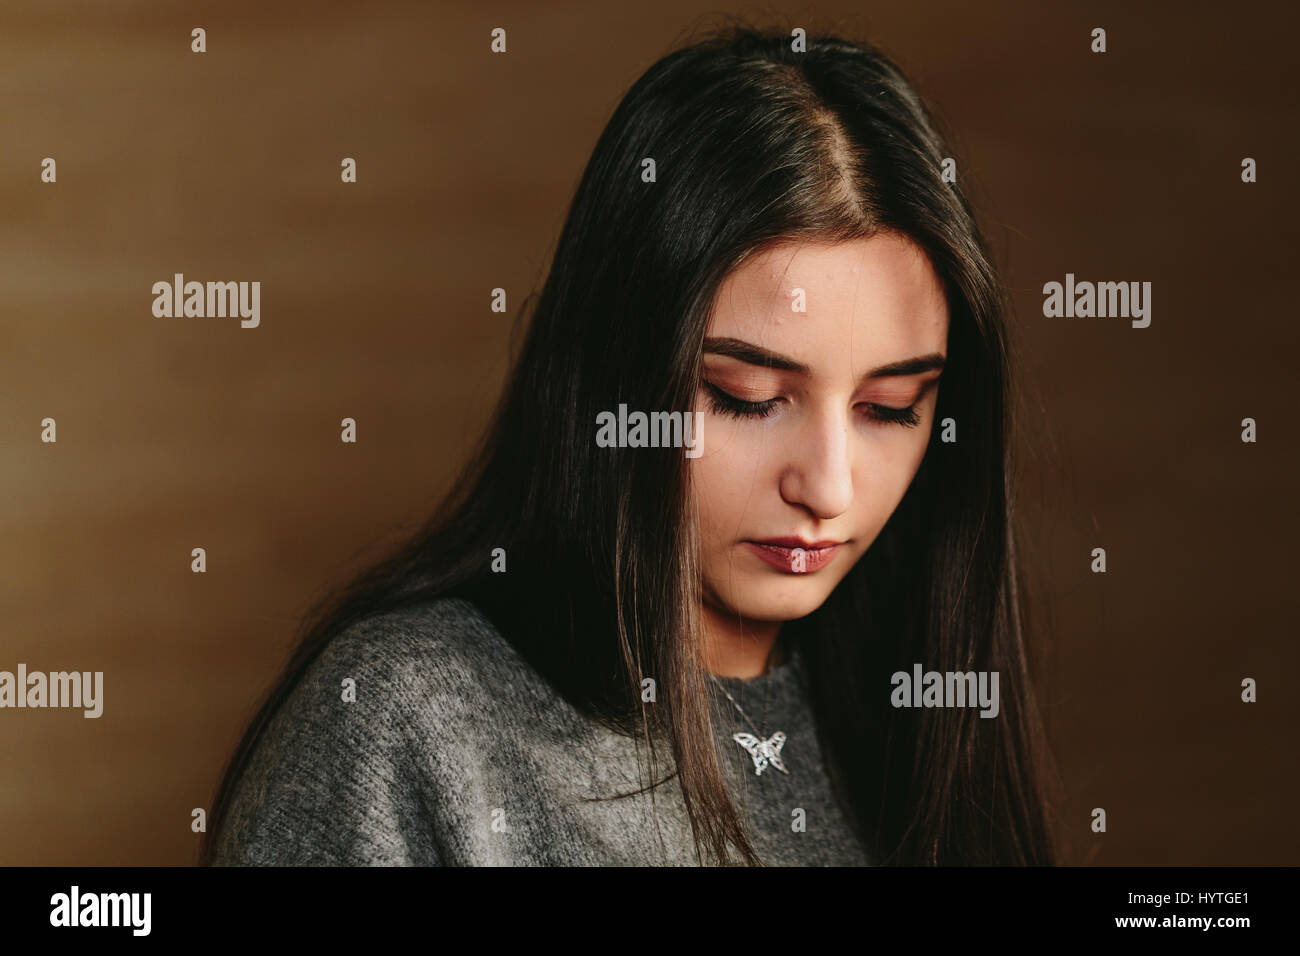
[202,22,1059,866]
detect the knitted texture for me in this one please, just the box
[210,597,869,866]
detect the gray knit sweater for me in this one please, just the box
[210,597,869,866]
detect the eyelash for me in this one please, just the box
[702,381,922,428]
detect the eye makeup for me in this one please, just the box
[701,380,924,428]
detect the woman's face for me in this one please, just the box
[691,231,949,626]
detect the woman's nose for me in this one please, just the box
[777,409,854,519]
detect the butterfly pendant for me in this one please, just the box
[732,731,790,776]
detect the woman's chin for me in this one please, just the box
[722,582,838,624]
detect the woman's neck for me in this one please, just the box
[700,602,783,678]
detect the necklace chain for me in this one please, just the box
[708,673,771,737]
[708,670,790,777]
[705,642,792,777]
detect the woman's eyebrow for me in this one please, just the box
[703,336,946,379]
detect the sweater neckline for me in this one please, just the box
[707,639,800,691]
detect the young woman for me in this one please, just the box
[203,24,1059,867]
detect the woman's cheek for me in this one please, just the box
[709,420,775,489]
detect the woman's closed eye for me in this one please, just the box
[702,380,922,428]
[702,380,781,419]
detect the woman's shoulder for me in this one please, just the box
[311,595,519,698]
[209,596,539,865]
[286,593,576,747]
[244,595,538,778]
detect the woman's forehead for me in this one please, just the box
[706,235,949,370]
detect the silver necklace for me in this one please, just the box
[708,671,790,777]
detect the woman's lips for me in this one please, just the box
[745,540,843,574]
